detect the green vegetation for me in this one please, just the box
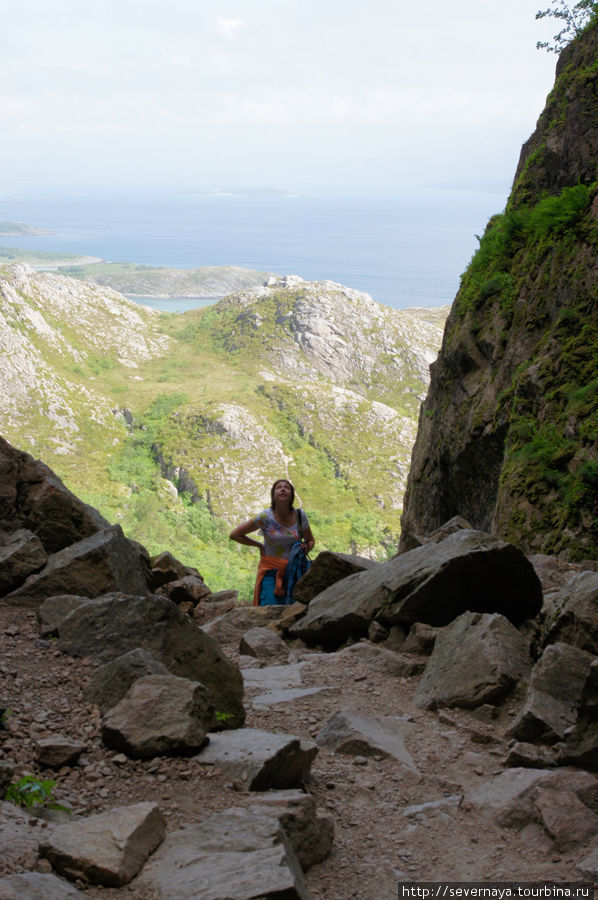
[0,222,53,236]
[536,0,598,52]
[5,775,69,811]
[0,246,84,264]
[457,184,595,319]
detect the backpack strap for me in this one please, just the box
[296,508,304,542]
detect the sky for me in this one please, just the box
[1,0,560,198]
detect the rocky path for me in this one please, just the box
[1,595,594,899]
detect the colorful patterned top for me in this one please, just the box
[253,508,309,560]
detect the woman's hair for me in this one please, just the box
[270,479,295,509]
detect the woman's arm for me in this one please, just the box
[302,524,315,554]
[229,519,264,555]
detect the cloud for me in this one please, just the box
[216,17,244,42]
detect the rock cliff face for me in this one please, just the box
[400,22,598,560]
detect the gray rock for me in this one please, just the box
[37,595,91,636]
[203,605,285,644]
[251,687,334,709]
[577,843,598,880]
[4,527,150,607]
[247,790,334,870]
[403,795,463,817]
[84,648,170,711]
[56,593,245,728]
[242,663,305,691]
[156,574,211,606]
[0,873,85,898]
[560,658,598,770]
[240,626,290,661]
[149,550,202,588]
[0,529,47,595]
[0,436,110,554]
[533,786,598,851]
[401,622,440,656]
[414,612,531,710]
[543,570,598,654]
[289,530,542,648]
[467,767,598,829]
[101,674,214,758]
[0,800,49,876]
[402,516,472,552]
[507,642,594,744]
[293,550,376,605]
[136,811,311,899]
[40,801,165,886]
[36,736,86,768]
[504,742,558,769]
[337,642,426,677]
[315,710,417,768]
[195,728,318,791]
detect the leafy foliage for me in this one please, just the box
[5,775,70,811]
[536,0,598,52]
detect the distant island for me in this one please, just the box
[57,261,274,297]
[0,246,102,267]
[0,221,55,236]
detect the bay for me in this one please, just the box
[0,189,505,310]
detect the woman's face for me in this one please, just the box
[273,480,292,504]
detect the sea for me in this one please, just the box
[0,189,506,312]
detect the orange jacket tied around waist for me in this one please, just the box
[253,555,288,607]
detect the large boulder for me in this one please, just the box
[0,436,109,554]
[0,529,47,596]
[289,530,542,649]
[414,612,531,710]
[40,802,165,887]
[507,642,595,744]
[56,593,245,727]
[292,551,376,605]
[101,674,215,758]
[4,527,150,607]
[542,571,598,654]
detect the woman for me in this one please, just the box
[229,478,315,606]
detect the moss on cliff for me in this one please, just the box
[401,21,598,559]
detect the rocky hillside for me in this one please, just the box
[0,264,446,594]
[400,20,598,560]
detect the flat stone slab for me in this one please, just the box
[194,728,318,791]
[40,802,165,887]
[250,686,336,709]
[403,795,463,817]
[316,710,418,769]
[467,767,598,830]
[136,811,311,899]
[0,872,85,898]
[242,663,306,691]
